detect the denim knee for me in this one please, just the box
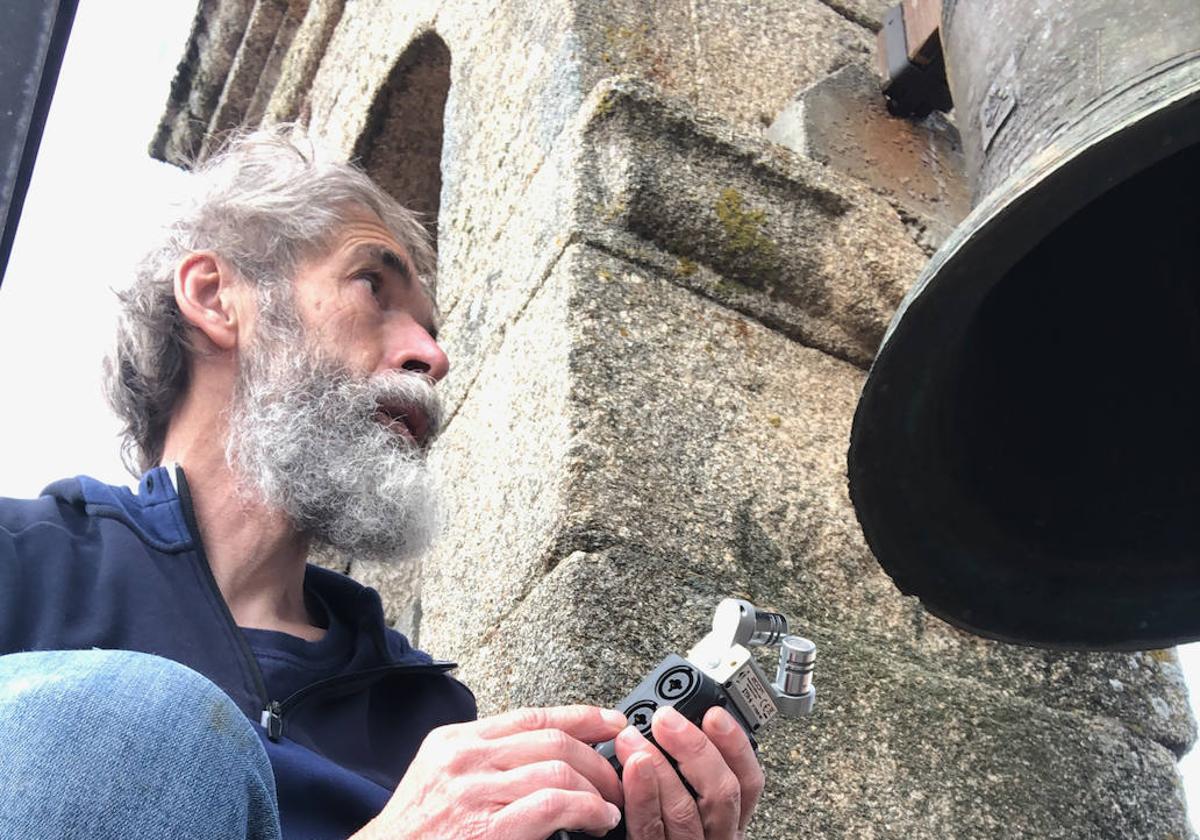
[0,649,281,840]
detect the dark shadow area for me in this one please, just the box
[928,139,1200,639]
[952,140,1200,564]
[353,31,451,244]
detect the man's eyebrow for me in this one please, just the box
[350,244,417,288]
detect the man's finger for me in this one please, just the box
[650,706,740,839]
[621,752,666,840]
[475,705,627,743]
[492,759,605,802]
[614,725,704,839]
[702,705,765,833]
[486,728,624,807]
[490,789,622,839]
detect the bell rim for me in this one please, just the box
[848,65,1200,650]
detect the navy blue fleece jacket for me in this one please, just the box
[0,465,476,838]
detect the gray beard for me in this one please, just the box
[225,332,442,562]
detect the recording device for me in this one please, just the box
[554,599,817,840]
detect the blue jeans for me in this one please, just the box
[0,649,282,839]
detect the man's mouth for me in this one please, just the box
[374,403,430,447]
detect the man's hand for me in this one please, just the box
[614,705,765,840]
[355,705,627,839]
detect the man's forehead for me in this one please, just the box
[311,215,427,287]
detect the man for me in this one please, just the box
[0,130,763,839]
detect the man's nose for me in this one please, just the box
[385,316,450,382]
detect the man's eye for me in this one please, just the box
[356,271,383,296]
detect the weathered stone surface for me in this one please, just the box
[768,61,969,250]
[152,0,255,165]
[240,0,309,127]
[424,74,932,451]
[262,0,345,124]
[572,0,875,134]
[764,642,1189,840]
[816,0,895,30]
[193,0,299,161]
[575,77,930,369]
[419,242,574,659]
[433,0,590,312]
[354,32,452,229]
[433,131,578,420]
[302,0,439,157]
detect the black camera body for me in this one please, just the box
[595,652,742,771]
[555,599,817,840]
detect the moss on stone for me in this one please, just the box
[673,256,698,277]
[709,273,758,298]
[713,187,781,283]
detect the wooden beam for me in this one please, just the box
[902,0,942,65]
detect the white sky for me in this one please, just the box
[2,0,1199,830]
[0,0,191,493]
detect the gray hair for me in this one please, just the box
[105,127,436,475]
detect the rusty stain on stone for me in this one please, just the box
[767,62,969,247]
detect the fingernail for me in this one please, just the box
[710,706,736,734]
[656,706,687,732]
[619,724,649,745]
[602,708,628,729]
[606,802,622,828]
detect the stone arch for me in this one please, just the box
[353,31,451,245]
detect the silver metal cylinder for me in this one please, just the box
[748,609,789,647]
[774,635,816,698]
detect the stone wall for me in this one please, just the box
[155,1,1196,837]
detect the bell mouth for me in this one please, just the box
[848,77,1200,650]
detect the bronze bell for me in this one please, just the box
[847,0,1200,649]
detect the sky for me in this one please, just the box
[2,0,1200,830]
[0,0,191,492]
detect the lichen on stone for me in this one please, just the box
[715,188,766,251]
[599,198,628,223]
[594,90,616,118]
[1148,649,1176,665]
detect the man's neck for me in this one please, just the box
[162,444,325,642]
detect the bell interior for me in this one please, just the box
[929,139,1200,639]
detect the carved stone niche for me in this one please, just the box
[352,32,451,243]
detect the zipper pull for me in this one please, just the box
[260,701,284,741]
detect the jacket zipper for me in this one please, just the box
[262,700,285,740]
[174,466,458,743]
[264,662,456,741]
[175,467,272,712]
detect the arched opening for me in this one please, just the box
[353,31,451,245]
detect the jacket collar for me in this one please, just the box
[43,466,435,667]
[44,465,191,553]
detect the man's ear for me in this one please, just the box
[174,252,242,351]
